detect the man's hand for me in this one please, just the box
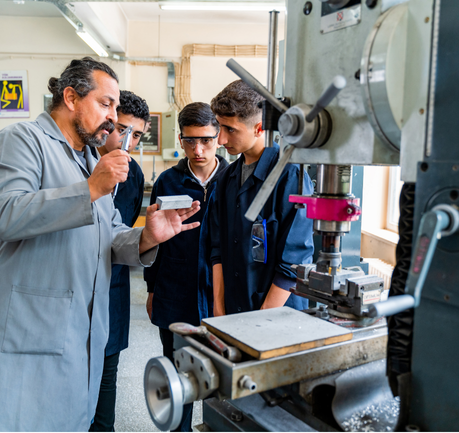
[87,150,131,202]
[146,292,153,319]
[139,201,201,254]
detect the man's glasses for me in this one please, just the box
[180,133,218,149]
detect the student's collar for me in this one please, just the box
[187,157,220,187]
[230,143,279,182]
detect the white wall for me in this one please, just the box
[126,19,280,180]
[0,14,283,180]
[0,16,127,130]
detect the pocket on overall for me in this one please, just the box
[2,285,73,355]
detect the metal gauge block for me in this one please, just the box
[156,195,193,210]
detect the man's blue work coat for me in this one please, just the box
[144,155,229,328]
[210,144,314,314]
[107,159,144,356]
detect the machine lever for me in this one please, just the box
[367,294,415,318]
[368,204,459,318]
[305,75,346,123]
[245,143,295,222]
[226,58,289,114]
[169,322,242,362]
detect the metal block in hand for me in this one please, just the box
[156,195,193,210]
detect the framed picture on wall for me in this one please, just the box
[135,112,161,155]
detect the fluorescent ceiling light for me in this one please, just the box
[76,29,109,58]
[159,2,285,11]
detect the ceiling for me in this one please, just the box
[0,0,285,55]
[0,1,284,24]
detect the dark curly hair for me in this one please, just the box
[118,90,150,123]
[47,57,118,112]
[210,79,264,125]
[178,102,219,133]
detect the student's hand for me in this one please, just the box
[139,201,201,254]
[212,264,225,316]
[260,283,291,309]
[88,150,131,202]
[213,301,226,317]
[146,292,153,319]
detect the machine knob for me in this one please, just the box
[278,112,299,136]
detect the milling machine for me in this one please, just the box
[143,0,459,431]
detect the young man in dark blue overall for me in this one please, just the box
[90,90,149,432]
[210,79,314,317]
[144,102,228,431]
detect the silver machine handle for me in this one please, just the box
[368,205,459,318]
[305,76,347,122]
[226,58,345,222]
[226,59,288,114]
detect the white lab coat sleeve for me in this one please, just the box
[110,205,158,266]
[0,124,94,242]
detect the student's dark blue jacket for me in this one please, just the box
[209,144,314,314]
[106,158,144,356]
[144,155,229,328]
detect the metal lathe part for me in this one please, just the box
[238,375,257,392]
[316,165,353,196]
[144,357,183,431]
[367,294,415,318]
[314,219,351,234]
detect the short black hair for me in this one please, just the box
[118,90,150,123]
[47,57,118,112]
[211,79,264,125]
[178,102,220,134]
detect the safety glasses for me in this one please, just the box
[180,133,218,149]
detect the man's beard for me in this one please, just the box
[73,118,115,148]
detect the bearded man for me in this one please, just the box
[0,57,200,431]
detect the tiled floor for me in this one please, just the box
[114,267,202,432]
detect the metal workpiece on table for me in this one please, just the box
[176,323,387,401]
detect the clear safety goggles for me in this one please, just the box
[180,133,218,149]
